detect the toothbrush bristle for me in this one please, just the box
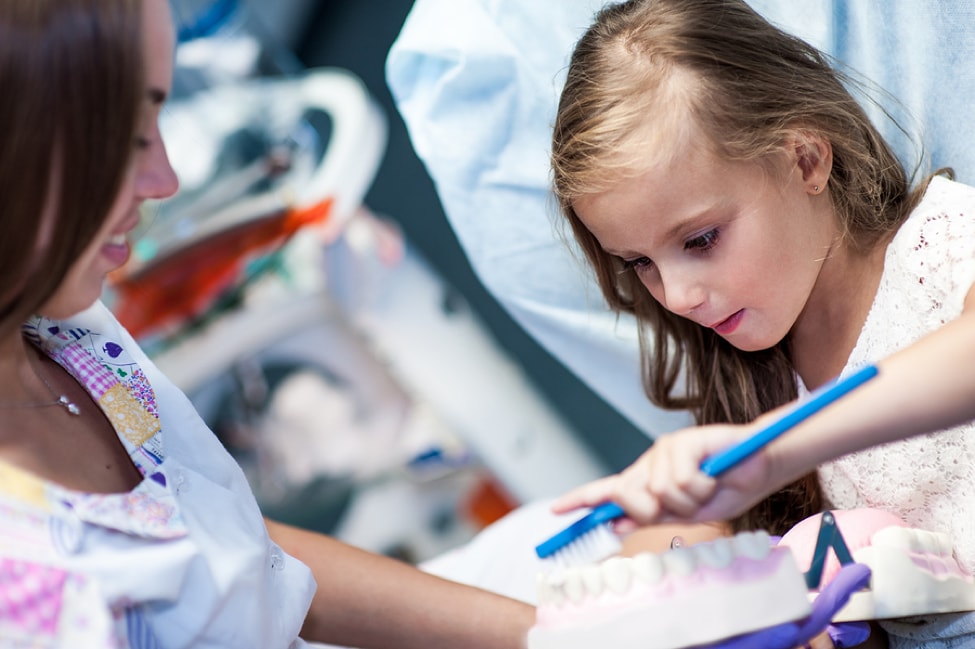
[547,523,622,570]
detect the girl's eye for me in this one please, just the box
[621,256,654,274]
[685,228,720,252]
[134,135,152,150]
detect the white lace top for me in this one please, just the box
[818,175,975,573]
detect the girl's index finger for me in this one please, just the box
[549,481,612,514]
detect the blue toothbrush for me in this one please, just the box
[535,364,879,566]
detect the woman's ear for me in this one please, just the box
[792,132,833,195]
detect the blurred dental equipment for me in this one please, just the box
[106,3,608,563]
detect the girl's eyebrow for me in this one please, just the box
[665,206,718,240]
[602,200,727,257]
[602,210,715,257]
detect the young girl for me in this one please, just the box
[549,0,975,642]
[0,1,532,647]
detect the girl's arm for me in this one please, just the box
[265,518,533,649]
[553,284,975,527]
[772,287,975,480]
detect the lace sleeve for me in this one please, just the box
[847,176,975,367]
[822,177,975,574]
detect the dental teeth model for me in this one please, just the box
[528,530,812,649]
[779,508,975,621]
[528,509,975,649]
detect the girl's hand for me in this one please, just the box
[551,422,780,527]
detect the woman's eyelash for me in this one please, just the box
[685,228,720,252]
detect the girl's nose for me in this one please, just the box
[658,268,706,316]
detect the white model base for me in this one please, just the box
[829,527,975,621]
[529,534,812,649]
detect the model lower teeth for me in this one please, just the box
[538,529,774,604]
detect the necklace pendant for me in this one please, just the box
[58,395,81,416]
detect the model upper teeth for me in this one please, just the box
[868,526,953,557]
[695,537,735,568]
[630,552,664,584]
[733,530,772,560]
[538,530,774,605]
[601,556,632,594]
[108,234,127,246]
[661,547,696,576]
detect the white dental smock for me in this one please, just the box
[1,301,315,648]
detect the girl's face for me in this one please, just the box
[40,0,179,319]
[573,130,837,352]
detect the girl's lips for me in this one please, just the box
[711,309,744,335]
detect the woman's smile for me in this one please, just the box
[99,211,141,269]
[100,233,131,268]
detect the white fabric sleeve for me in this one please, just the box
[386,0,692,438]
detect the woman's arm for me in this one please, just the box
[265,519,533,649]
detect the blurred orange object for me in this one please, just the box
[463,473,519,529]
[111,197,333,341]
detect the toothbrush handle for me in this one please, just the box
[699,364,879,477]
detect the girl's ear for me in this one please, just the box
[792,132,833,195]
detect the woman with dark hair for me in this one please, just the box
[0,1,532,647]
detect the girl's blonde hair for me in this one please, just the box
[553,0,928,533]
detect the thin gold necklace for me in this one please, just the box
[0,350,81,416]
